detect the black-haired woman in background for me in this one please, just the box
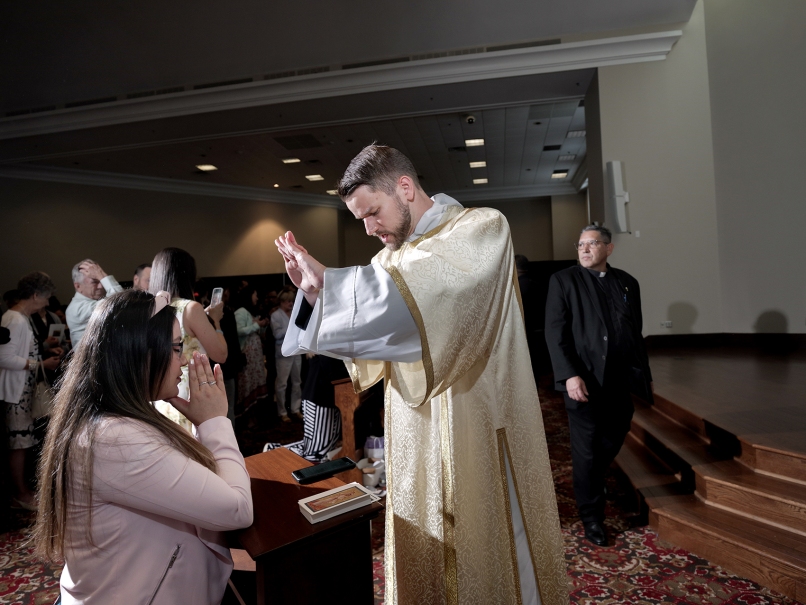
[234,285,268,414]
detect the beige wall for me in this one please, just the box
[0,178,340,299]
[704,0,806,334]
[596,0,723,335]
[551,193,589,260]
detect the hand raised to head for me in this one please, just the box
[274,231,326,305]
[79,261,107,281]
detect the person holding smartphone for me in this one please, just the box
[149,248,227,432]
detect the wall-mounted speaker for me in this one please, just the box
[606,161,629,233]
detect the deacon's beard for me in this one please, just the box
[380,194,412,251]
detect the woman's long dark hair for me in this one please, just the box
[33,289,216,563]
[236,285,257,315]
[149,247,197,300]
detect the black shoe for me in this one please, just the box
[583,521,608,546]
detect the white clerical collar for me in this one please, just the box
[408,193,463,241]
[584,267,608,278]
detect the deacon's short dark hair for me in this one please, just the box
[337,144,421,199]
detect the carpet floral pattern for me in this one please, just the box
[0,512,60,605]
[0,382,801,604]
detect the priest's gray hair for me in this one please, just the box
[579,224,612,244]
[337,143,421,199]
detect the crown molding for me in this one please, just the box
[0,31,681,140]
[440,182,577,202]
[0,164,341,208]
[0,162,580,205]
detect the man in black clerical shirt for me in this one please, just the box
[545,224,653,546]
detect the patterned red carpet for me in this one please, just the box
[1,383,802,604]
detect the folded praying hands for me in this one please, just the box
[275,231,325,305]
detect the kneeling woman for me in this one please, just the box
[34,290,253,605]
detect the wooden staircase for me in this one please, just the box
[615,393,806,602]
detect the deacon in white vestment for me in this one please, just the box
[276,145,567,605]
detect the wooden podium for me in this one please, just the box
[332,377,369,485]
[235,448,383,605]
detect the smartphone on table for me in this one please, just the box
[291,457,357,485]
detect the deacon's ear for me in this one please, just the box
[398,175,416,201]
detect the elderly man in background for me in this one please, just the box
[132,263,151,291]
[65,260,123,346]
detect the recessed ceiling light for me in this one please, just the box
[469,161,487,168]
[567,130,586,138]
[196,164,218,172]
[282,158,301,164]
[326,189,338,195]
[305,174,324,181]
[558,154,576,161]
[274,183,279,188]
[465,139,485,147]
[551,171,569,179]
[473,178,488,185]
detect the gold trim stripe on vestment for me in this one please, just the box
[385,266,434,406]
[512,264,525,324]
[496,428,524,605]
[348,362,362,394]
[440,392,459,605]
[383,369,397,605]
[501,430,545,604]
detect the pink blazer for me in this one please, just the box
[60,416,253,605]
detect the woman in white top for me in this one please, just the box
[149,247,227,431]
[0,272,61,509]
[270,289,303,422]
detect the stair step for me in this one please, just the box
[617,434,680,491]
[652,393,708,439]
[695,460,806,535]
[650,495,806,602]
[630,404,724,479]
[615,435,686,519]
[739,438,806,484]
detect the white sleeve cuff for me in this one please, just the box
[101,275,123,294]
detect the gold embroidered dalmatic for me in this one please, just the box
[347,206,568,605]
